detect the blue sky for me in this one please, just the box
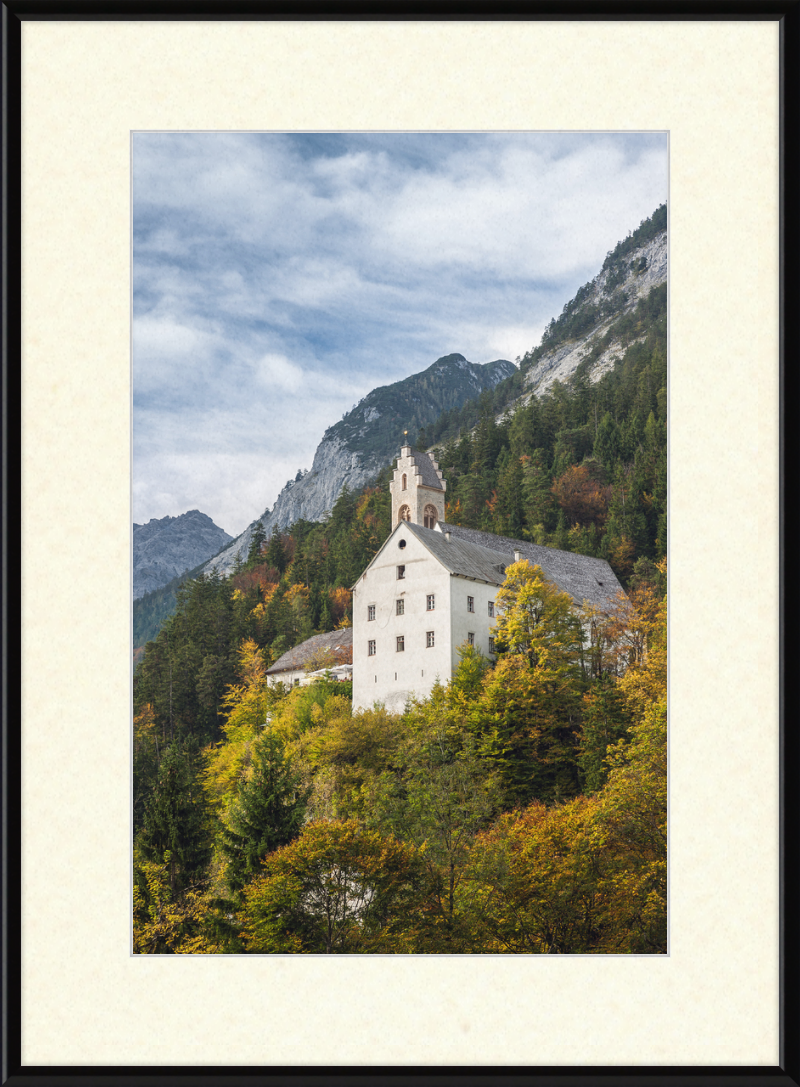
[132,132,667,535]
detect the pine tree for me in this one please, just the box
[247,521,268,567]
[139,741,211,894]
[219,731,307,895]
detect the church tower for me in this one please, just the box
[390,443,446,529]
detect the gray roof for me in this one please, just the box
[267,627,353,675]
[409,449,444,491]
[407,521,625,609]
[403,522,510,586]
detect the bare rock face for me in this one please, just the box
[205,353,515,574]
[133,510,233,598]
[520,231,667,402]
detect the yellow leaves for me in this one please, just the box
[238,819,425,953]
[285,584,310,608]
[234,638,269,688]
[202,639,273,810]
[133,851,221,955]
[328,586,352,625]
[495,561,583,671]
[580,572,666,684]
[133,704,158,750]
[615,590,667,716]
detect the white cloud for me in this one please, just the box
[132,132,668,529]
[254,353,305,393]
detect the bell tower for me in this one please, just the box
[390,438,446,529]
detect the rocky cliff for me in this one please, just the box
[205,353,514,573]
[519,228,667,401]
[133,510,233,598]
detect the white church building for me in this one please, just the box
[351,444,625,713]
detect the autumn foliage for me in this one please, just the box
[134,554,666,955]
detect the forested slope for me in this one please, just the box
[132,205,668,954]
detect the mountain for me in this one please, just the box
[519,207,667,401]
[133,510,233,598]
[204,354,514,573]
[424,204,668,448]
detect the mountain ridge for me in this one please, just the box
[133,509,233,599]
[203,353,514,574]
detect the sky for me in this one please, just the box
[132,131,668,536]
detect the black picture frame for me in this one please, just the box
[2,2,795,1084]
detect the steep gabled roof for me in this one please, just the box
[266,627,353,675]
[409,448,444,491]
[352,519,625,610]
[402,522,508,585]
[435,522,624,609]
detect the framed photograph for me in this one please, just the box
[4,3,793,1081]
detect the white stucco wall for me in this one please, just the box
[352,523,455,712]
[449,575,499,672]
[267,668,304,688]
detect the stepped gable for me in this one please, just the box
[266,627,353,676]
[409,448,444,491]
[435,522,624,610]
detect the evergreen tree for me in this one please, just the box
[247,521,268,567]
[220,730,307,895]
[139,740,211,894]
[266,528,287,575]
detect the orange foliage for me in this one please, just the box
[581,572,664,677]
[231,566,281,594]
[329,586,352,624]
[551,465,610,527]
[607,534,636,578]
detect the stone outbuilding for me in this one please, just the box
[266,627,353,688]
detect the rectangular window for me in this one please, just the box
[467,632,475,646]
[489,637,496,654]
[396,599,404,615]
[396,636,405,652]
[368,640,376,656]
[426,631,435,648]
[367,604,376,621]
[467,596,474,613]
[426,594,435,611]
[293,677,300,687]
[397,565,405,579]
[488,601,494,618]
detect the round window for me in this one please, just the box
[398,539,407,549]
